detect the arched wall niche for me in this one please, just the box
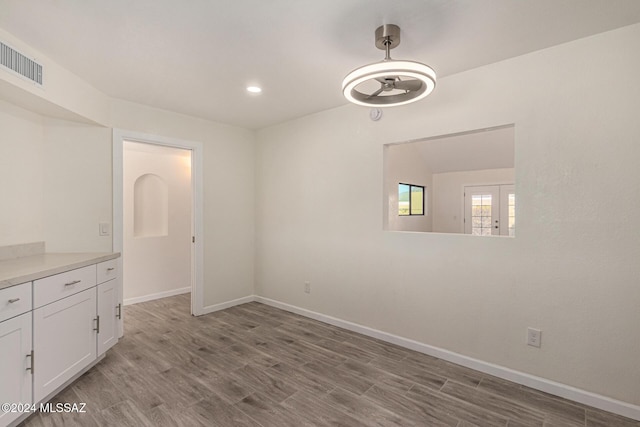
[133,173,168,238]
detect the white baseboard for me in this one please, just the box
[254,296,640,422]
[200,295,256,315]
[124,286,191,305]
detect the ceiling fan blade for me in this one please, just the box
[394,80,423,91]
[375,76,397,84]
[367,87,384,98]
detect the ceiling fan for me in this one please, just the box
[342,24,436,107]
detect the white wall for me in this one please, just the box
[432,168,514,233]
[0,99,44,246]
[110,100,255,308]
[0,100,112,252]
[42,119,113,252]
[384,143,433,232]
[0,27,110,125]
[0,27,256,309]
[255,23,640,408]
[123,142,191,301]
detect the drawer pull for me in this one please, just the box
[64,280,81,287]
[8,298,20,303]
[106,267,115,271]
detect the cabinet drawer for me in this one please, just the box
[0,282,32,322]
[97,259,119,284]
[34,265,97,308]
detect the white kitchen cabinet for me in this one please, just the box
[33,288,97,403]
[96,258,121,354]
[0,252,120,427]
[97,279,118,355]
[0,312,32,427]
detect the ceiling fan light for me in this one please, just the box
[342,60,436,107]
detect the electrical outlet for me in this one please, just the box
[527,327,542,348]
[304,281,311,294]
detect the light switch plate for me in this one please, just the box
[99,222,111,236]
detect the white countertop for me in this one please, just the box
[0,252,120,290]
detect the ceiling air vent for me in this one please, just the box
[0,41,43,85]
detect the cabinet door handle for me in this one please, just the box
[8,298,20,303]
[65,280,81,287]
[94,316,100,333]
[106,267,115,271]
[116,303,122,320]
[26,350,34,374]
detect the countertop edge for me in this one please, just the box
[0,252,121,290]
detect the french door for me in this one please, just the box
[464,184,515,236]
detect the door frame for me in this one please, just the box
[112,129,205,316]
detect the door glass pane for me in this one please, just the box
[508,192,516,236]
[471,193,492,235]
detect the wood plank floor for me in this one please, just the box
[20,294,640,427]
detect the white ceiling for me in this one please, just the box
[1,1,639,130]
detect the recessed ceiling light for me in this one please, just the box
[247,86,262,93]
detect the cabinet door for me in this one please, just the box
[97,280,118,355]
[33,288,97,403]
[115,258,123,339]
[0,312,32,427]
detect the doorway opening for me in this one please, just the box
[124,141,191,306]
[112,130,204,320]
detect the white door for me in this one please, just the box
[97,280,118,355]
[464,186,500,235]
[464,184,515,236]
[33,288,97,403]
[0,312,32,426]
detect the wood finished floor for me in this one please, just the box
[19,294,639,427]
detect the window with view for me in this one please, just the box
[398,183,424,216]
